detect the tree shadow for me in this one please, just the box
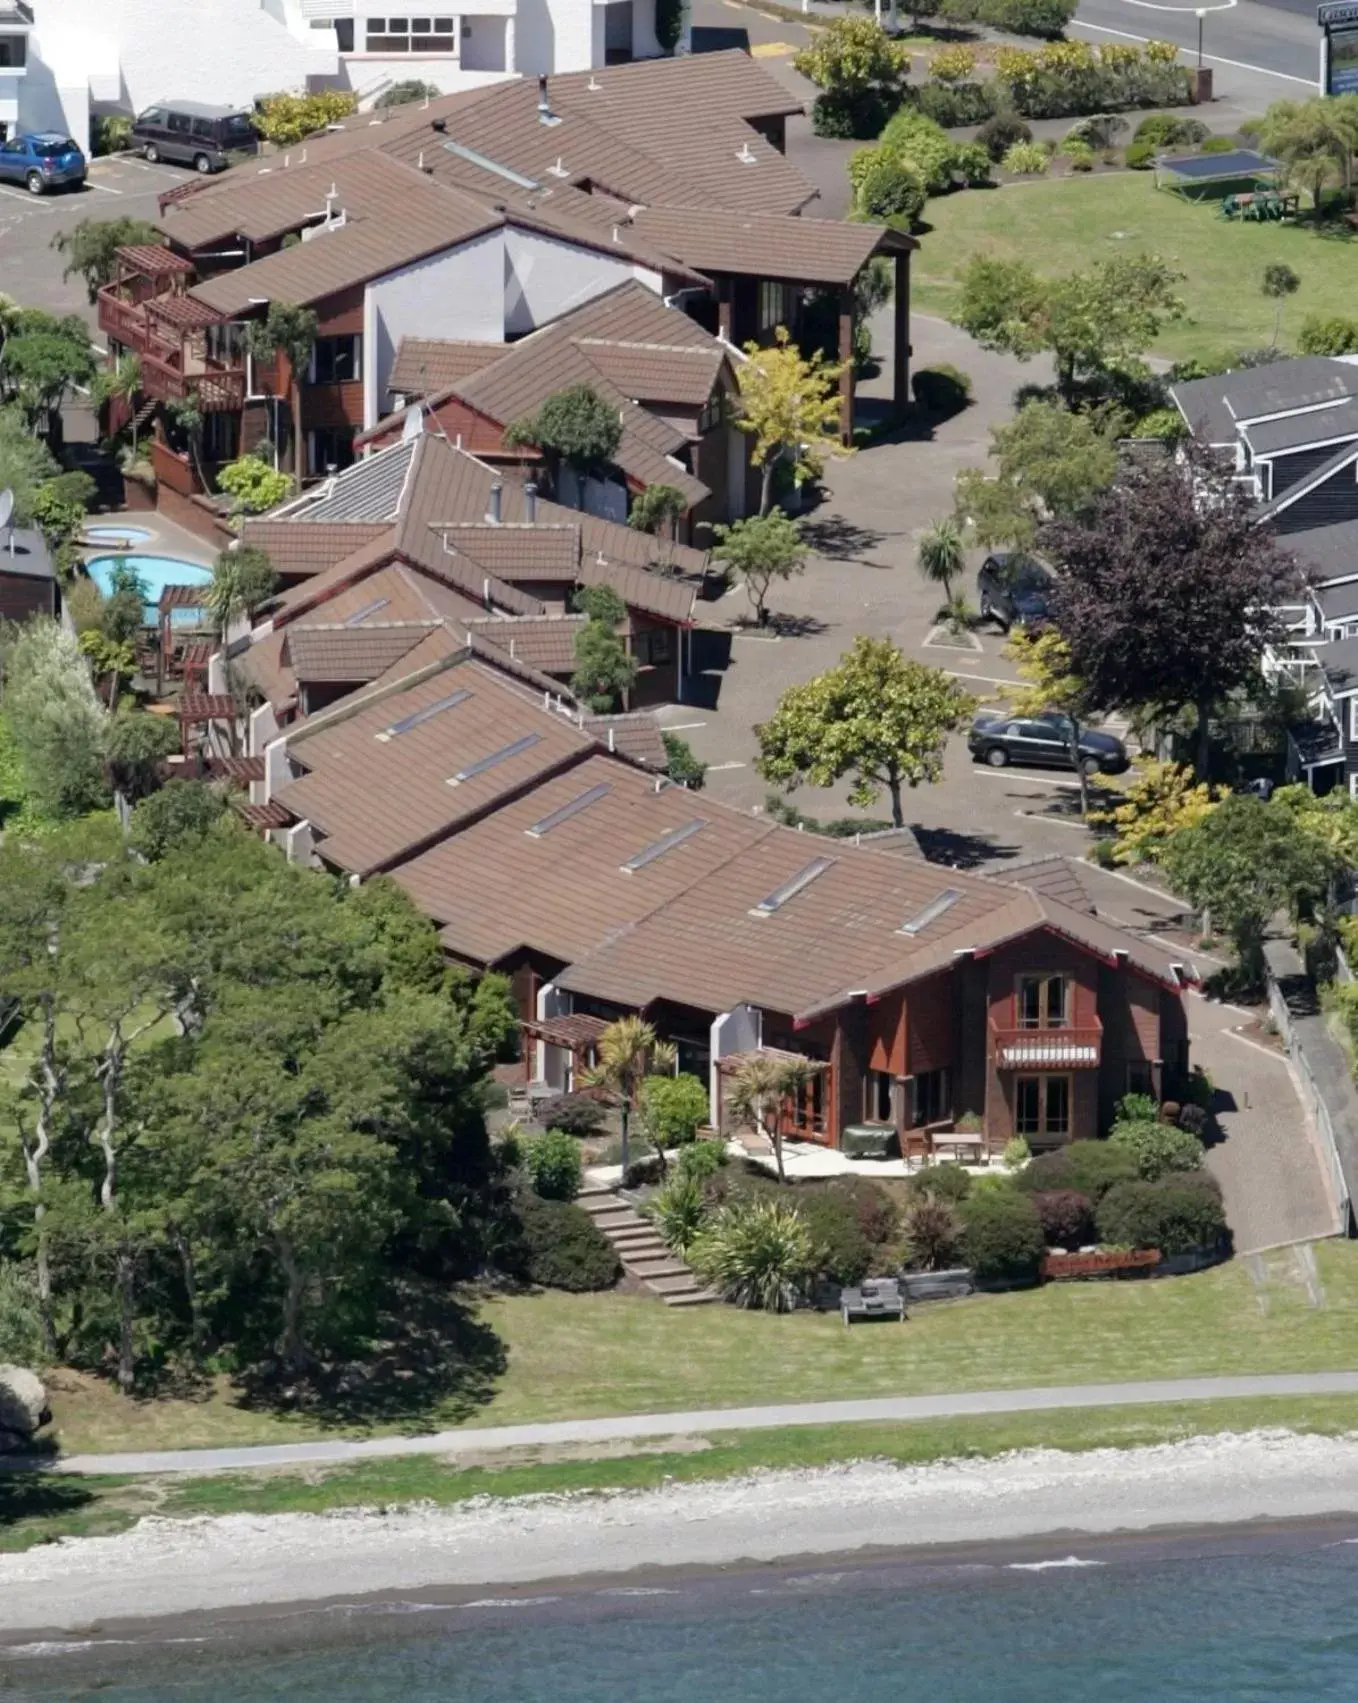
[234,1285,507,1433]
[799,514,888,564]
[913,825,1023,869]
[0,1468,95,1528]
[765,612,829,638]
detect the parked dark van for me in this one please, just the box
[131,102,258,173]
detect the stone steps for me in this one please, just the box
[578,1184,716,1306]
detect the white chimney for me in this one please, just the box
[524,480,537,522]
[487,481,502,524]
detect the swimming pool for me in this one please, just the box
[85,553,214,625]
[84,524,153,545]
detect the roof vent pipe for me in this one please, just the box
[483,576,491,609]
[487,481,502,525]
[609,726,616,751]
[524,480,537,522]
[537,74,553,124]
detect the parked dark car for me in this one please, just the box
[0,132,85,195]
[968,711,1129,776]
[132,102,258,173]
[976,552,1051,630]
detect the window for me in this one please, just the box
[308,425,356,476]
[1016,974,1070,1029]
[167,112,193,135]
[365,14,457,50]
[0,35,27,68]
[865,1070,894,1125]
[757,281,787,337]
[0,137,23,154]
[697,391,720,433]
[1015,1076,1071,1140]
[138,108,167,127]
[633,627,672,667]
[1350,696,1358,743]
[310,333,362,384]
[910,1067,950,1127]
[190,118,216,140]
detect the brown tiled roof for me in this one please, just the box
[237,799,293,829]
[146,294,222,329]
[581,711,668,769]
[178,692,236,719]
[579,553,696,624]
[390,753,770,966]
[190,164,500,315]
[575,339,724,408]
[389,338,504,396]
[548,49,805,126]
[206,754,265,782]
[1002,856,1097,916]
[242,521,389,580]
[631,207,915,286]
[438,522,580,581]
[464,614,585,675]
[283,622,438,682]
[235,628,295,709]
[275,656,596,875]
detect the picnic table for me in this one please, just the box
[1219,190,1299,222]
[840,1276,907,1325]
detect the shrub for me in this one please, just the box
[907,1160,973,1203]
[913,364,972,414]
[930,45,978,83]
[1130,406,1187,442]
[960,1186,1046,1282]
[952,141,994,185]
[254,88,357,146]
[857,154,927,223]
[1096,1179,1227,1254]
[981,0,1078,37]
[1003,1136,1032,1169]
[522,1128,583,1201]
[91,114,133,157]
[797,1191,875,1286]
[833,1177,898,1245]
[0,1261,44,1365]
[902,1196,962,1271]
[1108,1118,1205,1181]
[676,1139,728,1184]
[1017,1140,1139,1201]
[1002,141,1050,174]
[515,1194,620,1290]
[216,454,291,516]
[690,1200,817,1312]
[977,112,1033,162]
[645,1174,708,1254]
[1061,138,1095,171]
[1031,1189,1096,1248]
[813,90,896,139]
[1198,135,1235,154]
[1064,113,1127,149]
[916,81,997,128]
[638,1072,709,1149]
[1299,315,1358,356]
[1133,112,1207,147]
[536,1093,607,1137]
[1124,140,1156,169]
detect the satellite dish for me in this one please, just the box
[0,489,15,531]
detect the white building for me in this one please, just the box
[16,0,660,149]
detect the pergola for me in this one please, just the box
[158,585,212,682]
[520,1011,609,1089]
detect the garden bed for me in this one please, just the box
[1042,1247,1161,1280]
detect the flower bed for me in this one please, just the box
[1041,1247,1162,1279]
[909,39,1191,127]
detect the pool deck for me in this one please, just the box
[79,509,216,573]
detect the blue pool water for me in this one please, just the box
[8,1523,1358,1701]
[85,552,213,624]
[84,524,153,544]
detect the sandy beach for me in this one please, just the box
[5,1429,1358,1637]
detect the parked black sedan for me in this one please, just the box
[968,711,1129,776]
[976,552,1051,629]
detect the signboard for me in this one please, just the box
[1320,1,1358,91]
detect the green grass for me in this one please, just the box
[8,1394,1358,1555]
[913,173,1357,363]
[40,1240,1358,1454]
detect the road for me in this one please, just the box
[38,1372,1358,1476]
[1070,0,1320,92]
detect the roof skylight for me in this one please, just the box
[526,782,611,838]
[376,687,471,741]
[749,856,835,918]
[343,597,391,626]
[619,819,706,873]
[448,731,542,786]
[897,888,964,937]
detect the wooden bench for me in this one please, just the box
[840,1277,906,1325]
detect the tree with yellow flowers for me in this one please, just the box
[735,327,849,515]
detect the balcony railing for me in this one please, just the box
[990,1017,1102,1070]
[97,289,247,413]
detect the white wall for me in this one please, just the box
[504,226,633,336]
[27,0,338,146]
[364,231,505,427]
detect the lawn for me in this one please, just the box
[41,1240,1358,1454]
[8,1394,1358,1555]
[911,173,1357,364]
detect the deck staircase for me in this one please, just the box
[577,1184,716,1307]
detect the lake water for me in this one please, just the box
[8,1522,1358,1700]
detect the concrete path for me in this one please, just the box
[41,1372,1358,1478]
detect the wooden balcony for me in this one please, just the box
[989,1017,1102,1070]
[97,287,246,413]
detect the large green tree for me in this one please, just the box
[712,510,806,627]
[756,637,974,827]
[51,216,161,304]
[954,401,1122,549]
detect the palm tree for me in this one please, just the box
[92,352,143,455]
[916,516,966,612]
[246,302,318,491]
[725,1053,820,1185]
[205,545,276,731]
[1262,263,1301,348]
[580,1016,676,1182]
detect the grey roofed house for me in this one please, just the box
[1318,633,1358,697]
[0,528,56,623]
[1243,400,1358,458]
[1220,356,1358,423]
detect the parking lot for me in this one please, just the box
[0,151,196,333]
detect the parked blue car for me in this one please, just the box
[0,132,86,195]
